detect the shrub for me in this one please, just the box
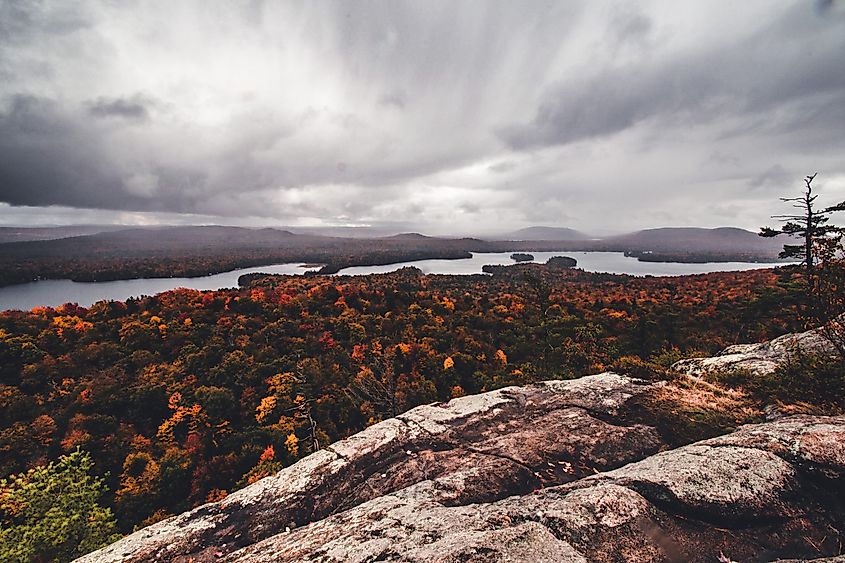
[609,355,671,381]
[756,352,845,410]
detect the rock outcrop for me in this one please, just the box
[672,323,834,377]
[78,373,845,563]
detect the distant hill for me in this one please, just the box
[284,226,403,238]
[0,224,792,287]
[45,226,304,252]
[384,232,435,241]
[0,225,126,244]
[503,226,591,241]
[605,227,785,255]
[485,226,788,262]
[0,225,477,285]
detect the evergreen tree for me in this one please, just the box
[760,173,845,326]
[760,174,843,272]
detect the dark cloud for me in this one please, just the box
[606,5,653,49]
[488,161,517,174]
[0,95,124,209]
[747,165,791,190]
[0,1,91,42]
[500,3,845,150]
[88,95,152,121]
[0,94,211,212]
[816,0,838,15]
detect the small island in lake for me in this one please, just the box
[482,255,578,274]
[510,252,534,262]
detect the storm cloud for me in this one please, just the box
[88,95,153,120]
[1,0,844,234]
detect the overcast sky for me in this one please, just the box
[1,0,844,235]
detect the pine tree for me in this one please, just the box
[760,172,845,350]
[759,173,844,278]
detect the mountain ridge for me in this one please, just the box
[0,224,789,287]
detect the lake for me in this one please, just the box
[334,251,786,277]
[0,263,317,311]
[0,252,786,311]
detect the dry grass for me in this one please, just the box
[629,375,764,447]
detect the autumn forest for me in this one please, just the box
[0,263,809,535]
